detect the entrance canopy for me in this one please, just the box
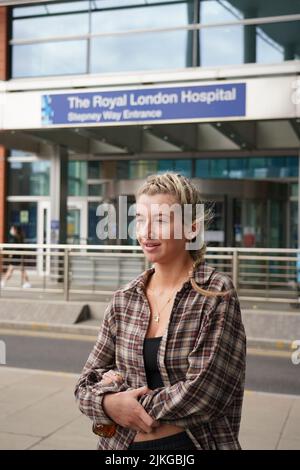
[0,73,299,156]
[0,118,299,158]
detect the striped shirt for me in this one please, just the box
[74,260,247,450]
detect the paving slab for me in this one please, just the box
[0,367,299,450]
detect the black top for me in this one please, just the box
[143,336,164,389]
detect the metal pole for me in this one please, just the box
[64,248,69,301]
[297,150,300,302]
[232,249,238,290]
[298,149,300,251]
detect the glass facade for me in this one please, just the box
[195,156,298,179]
[67,207,81,243]
[88,201,100,245]
[10,0,300,78]
[66,157,298,192]
[8,161,50,196]
[5,1,300,251]
[68,161,88,196]
[233,198,286,248]
[7,201,37,243]
[5,155,298,248]
[289,183,298,248]
[199,0,243,66]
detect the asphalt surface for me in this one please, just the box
[1,331,300,396]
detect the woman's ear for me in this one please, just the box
[185,219,201,241]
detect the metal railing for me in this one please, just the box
[1,243,300,304]
[10,13,300,46]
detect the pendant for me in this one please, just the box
[154,314,160,323]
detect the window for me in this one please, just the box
[90,0,192,73]
[7,202,37,243]
[8,161,50,196]
[11,0,300,78]
[199,0,243,66]
[68,161,87,196]
[12,1,89,77]
[195,156,298,179]
[12,40,87,77]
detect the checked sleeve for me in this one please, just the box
[74,295,131,425]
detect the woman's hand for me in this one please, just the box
[102,386,160,434]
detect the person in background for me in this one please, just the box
[1,224,31,289]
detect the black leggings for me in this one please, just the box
[127,431,197,450]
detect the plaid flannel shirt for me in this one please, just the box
[74,260,247,450]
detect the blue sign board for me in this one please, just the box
[42,83,246,126]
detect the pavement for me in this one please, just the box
[0,366,299,450]
[1,289,300,353]
[0,317,297,353]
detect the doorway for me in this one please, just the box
[6,199,51,274]
[67,200,87,244]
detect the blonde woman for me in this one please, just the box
[74,172,246,450]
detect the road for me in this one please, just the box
[0,329,300,396]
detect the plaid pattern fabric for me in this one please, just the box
[74,260,247,450]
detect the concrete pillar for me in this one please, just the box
[50,145,68,244]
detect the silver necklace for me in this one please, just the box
[147,269,191,323]
[148,284,179,323]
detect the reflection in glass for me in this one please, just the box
[256,21,299,63]
[8,161,50,196]
[47,1,89,14]
[13,12,89,40]
[199,0,243,24]
[269,200,285,248]
[195,159,210,178]
[68,161,87,196]
[67,208,81,244]
[88,202,106,245]
[200,24,243,66]
[129,160,158,179]
[91,1,189,33]
[13,1,89,17]
[289,198,298,248]
[88,184,104,196]
[9,149,36,157]
[12,41,87,77]
[91,30,191,73]
[88,161,101,179]
[13,6,46,17]
[11,0,300,78]
[7,202,37,243]
[200,0,300,21]
[199,0,243,66]
[195,157,298,179]
[256,27,284,64]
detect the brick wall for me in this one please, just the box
[0,7,8,81]
[0,6,8,242]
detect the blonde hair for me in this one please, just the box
[136,171,231,297]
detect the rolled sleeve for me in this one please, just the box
[74,296,129,425]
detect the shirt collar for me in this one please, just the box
[120,259,215,294]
